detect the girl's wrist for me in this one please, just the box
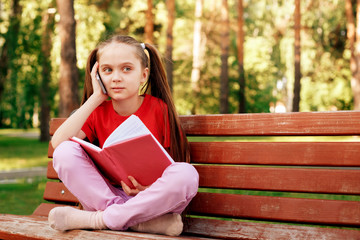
[86,92,107,107]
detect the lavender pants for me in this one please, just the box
[52,141,199,230]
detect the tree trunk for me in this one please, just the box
[39,8,55,142]
[345,0,360,110]
[190,0,203,114]
[165,0,175,92]
[292,0,301,112]
[0,0,22,126]
[237,0,246,113]
[56,0,79,117]
[220,0,229,114]
[145,0,154,44]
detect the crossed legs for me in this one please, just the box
[49,141,199,236]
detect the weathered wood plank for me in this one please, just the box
[189,192,360,226]
[180,111,360,136]
[48,143,54,158]
[190,142,360,166]
[46,161,58,179]
[195,165,360,194]
[49,118,65,136]
[0,215,207,240]
[184,218,360,240]
[47,161,360,195]
[51,111,360,137]
[43,182,79,203]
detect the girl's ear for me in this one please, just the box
[141,67,149,84]
[139,68,149,96]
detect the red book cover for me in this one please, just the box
[70,115,174,189]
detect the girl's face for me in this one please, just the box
[98,43,148,102]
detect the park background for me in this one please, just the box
[1,0,360,214]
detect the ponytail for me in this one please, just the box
[81,49,98,105]
[142,43,190,163]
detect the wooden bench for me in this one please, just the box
[1,111,360,239]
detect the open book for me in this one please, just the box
[71,115,174,189]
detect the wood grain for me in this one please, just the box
[195,165,360,194]
[190,142,360,166]
[189,192,360,226]
[180,111,360,136]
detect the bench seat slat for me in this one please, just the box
[184,217,360,240]
[0,215,200,240]
[195,165,360,194]
[191,142,360,166]
[189,192,360,226]
[43,182,79,203]
[181,111,360,136]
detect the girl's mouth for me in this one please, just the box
[112,87,125,92]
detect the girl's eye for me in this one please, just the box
[103,68,112,73]
[123,67,131,72]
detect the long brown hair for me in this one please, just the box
[81,35,190,163]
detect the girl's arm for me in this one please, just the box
[51,94,104,149]
[51,62,107,149]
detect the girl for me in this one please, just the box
[48,35,199,236]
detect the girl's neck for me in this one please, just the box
[112,95,144,116]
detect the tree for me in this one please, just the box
[219,0,230,113]
[39,7,55,141]
[145,0,154,44]
[292,0,301,112]
[165,0,175,92]
[56,0,79,117]
[345,0,360,110]
[190,0,203,114]
[0,0,22,126]
[237,0,245,113]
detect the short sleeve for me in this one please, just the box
[81,113,96,143]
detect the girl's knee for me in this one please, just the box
[166,163,199,195]
[53,141,83,174]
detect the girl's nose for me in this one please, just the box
[112,70,122,82]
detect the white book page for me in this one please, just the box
[103,115,151,148]
[72,136,102,152]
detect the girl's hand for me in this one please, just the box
[121,176,150,196]
[91,62,108,100]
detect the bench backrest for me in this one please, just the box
[35,111,360,239]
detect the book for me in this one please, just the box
[70,115,174,189]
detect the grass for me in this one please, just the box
[0,129,49,171]
[0,177,47,215]
[0,129,49,214]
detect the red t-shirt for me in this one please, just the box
[81,94,170,149]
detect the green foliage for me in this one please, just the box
[1,0,51,128]
[0,0,355,127]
